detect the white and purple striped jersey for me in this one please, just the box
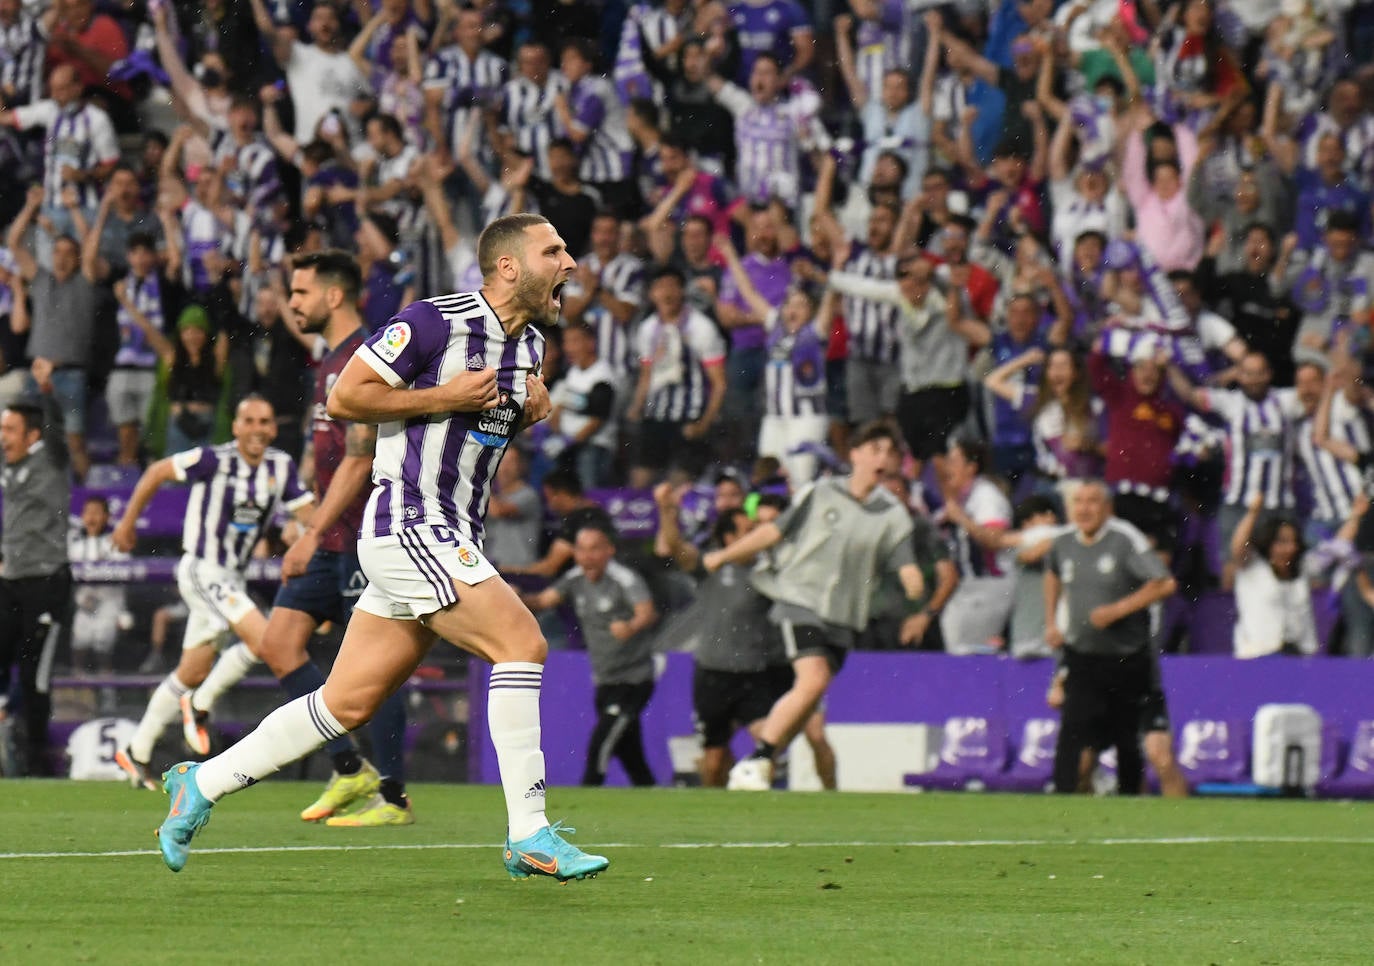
[763,311,826,417]
[1299,112,1374,191]
[0,11,45,106]
[714,82,829,206]
[210,131,281,213]
[561,74,634,184]
[500,70,569,181]
[1291,390,1370,524]
[114,272,166,369]
[636,307,726,423]
[841,244,899,364]
[11,99,120,209]
[356,292,544,549]
[943,477,1014,579]
[172,444,312,571]
[423,43,507,153]
[1202,387,1296,510]
[566,250,645,378]
[178,199,230,293]
[373,143,421,229]
[853,0,909,103]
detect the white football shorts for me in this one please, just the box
[355,526,499,621]
[176,556,259,650]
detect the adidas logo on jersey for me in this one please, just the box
[467,351,486,371]
[524,779,546,799]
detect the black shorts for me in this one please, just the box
[273,549,364,625]
[777,618,848,674]
[1139,688,1171,735]
[763,663,795,702]
[635,419,710,476]
[1061,648,1157,750]
[594,680,655,718]
[692,666,778,748]
[896,385,970,461]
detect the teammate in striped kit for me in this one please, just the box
[111,396,315,791]
[155,213,610,884]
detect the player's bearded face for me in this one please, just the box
[515,255,567,325]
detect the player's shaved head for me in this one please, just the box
[478,213,553,279]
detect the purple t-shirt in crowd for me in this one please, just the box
[718,252,790,350]
[728,0,810,84]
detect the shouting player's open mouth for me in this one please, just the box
[551,279,567,310]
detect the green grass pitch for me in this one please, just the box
[0,782,1370,964]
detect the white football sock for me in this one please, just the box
[488,662,548,841]
[129,673,191,762]
[195,690,348,801]
[192,642,261,713]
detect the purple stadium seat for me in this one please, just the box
[993,718,1059,793]
[1317,720,1374,799]
[1187,593,1238,655]
[1176,718,1249,784]
[905,716,1009,791]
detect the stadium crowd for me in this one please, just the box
[4,0,1374,698]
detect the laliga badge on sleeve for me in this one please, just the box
[375,322,412,363]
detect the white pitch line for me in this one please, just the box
[2,835,1372,861]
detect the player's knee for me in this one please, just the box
[323,691,377,732]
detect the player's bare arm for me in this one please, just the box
[111,458,180,552]
[282,423,377,581]
[702,522,783,573]
[328,354,501,423]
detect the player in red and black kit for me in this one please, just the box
[264,251,413,826]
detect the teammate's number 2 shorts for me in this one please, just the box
[355,526,499,621]
[176,555,258,650]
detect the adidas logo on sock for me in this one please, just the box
[233,773,259,789]
[524,779,546,799]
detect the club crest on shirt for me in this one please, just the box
[1097,554,1116,575]
[375,321,411,363]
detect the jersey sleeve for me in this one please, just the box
[357,300,451,387]
[171,446,217,483]
[614,565,653,606]
[278,457,315,511]
[967,484,1011,528]
[1044,535,1063,576]
[1123,535,1169,583]
[585,381,616,419]
[1198,387,1242,421]
[690,315,727,365]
